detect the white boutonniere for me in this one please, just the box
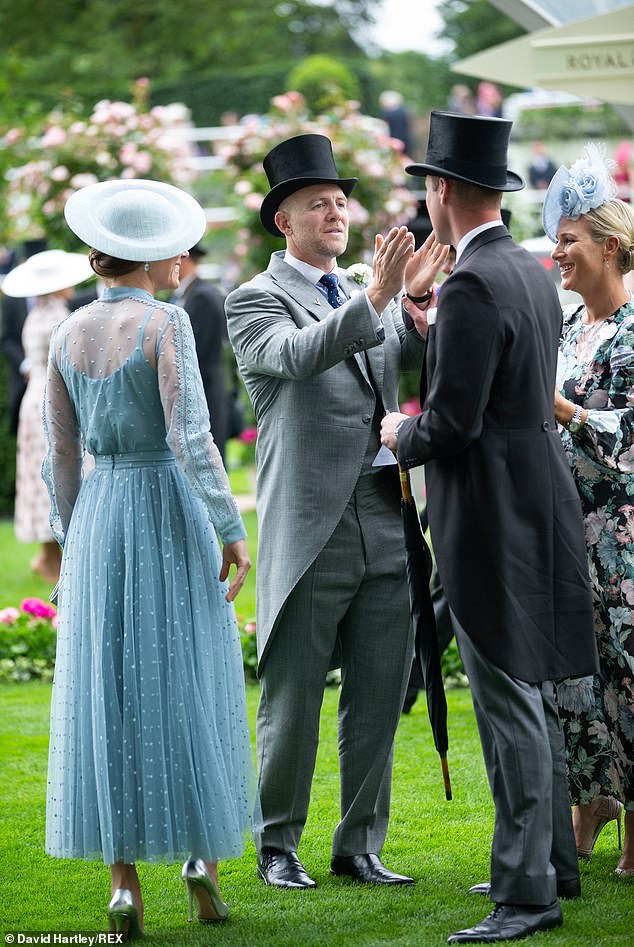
[345,262,373,287]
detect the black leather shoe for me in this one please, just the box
[468,878,580,900]
[330,854,414,885]
[257,849,316,888]
[447,902,562,943]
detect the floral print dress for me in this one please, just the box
[556,299,634,812]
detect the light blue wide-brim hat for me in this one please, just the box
[1,249,93,298]
[64,179,207,262]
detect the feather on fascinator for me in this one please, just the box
[542,142,618,242]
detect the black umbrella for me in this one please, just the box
[399,464,452,800]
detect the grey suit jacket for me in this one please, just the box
[226,251,425,669]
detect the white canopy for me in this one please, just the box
[454,4,634,105]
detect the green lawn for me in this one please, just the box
[1,475,632,945]
[1,682,631,946]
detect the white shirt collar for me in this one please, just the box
[175,272,196,295]
[284,249,335,285]
[455,219,503,263]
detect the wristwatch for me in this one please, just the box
[567,404,584,434]
[394,418,407,443]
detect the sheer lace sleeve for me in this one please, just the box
[42,325,83,546]
[157,303,246,544]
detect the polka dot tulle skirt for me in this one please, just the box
[46,459,254,864]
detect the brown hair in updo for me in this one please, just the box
[88,248,141,279]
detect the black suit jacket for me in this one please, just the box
[397,226,598,683]
[179,276,229,458]
[0,294,28,434]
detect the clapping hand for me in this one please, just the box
[404,232,450,301]
[366,226,415,315]
[220,539,251,602]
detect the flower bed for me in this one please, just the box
[0,599,57,683]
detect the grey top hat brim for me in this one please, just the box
[260,176,358,237]
[406,161,524,192]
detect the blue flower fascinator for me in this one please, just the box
[542,142,618,242]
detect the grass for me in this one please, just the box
[1,470,632,944]
[1,682,632,946]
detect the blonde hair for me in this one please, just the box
[585,199,634,275]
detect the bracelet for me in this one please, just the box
[406,290,433,304]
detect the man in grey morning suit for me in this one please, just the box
[382,112,599,943]
[226,134,448,888]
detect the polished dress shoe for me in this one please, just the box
[257,849,316,888]
[330,853,414,885]
[447,901,562,943]
[468,877,580,900]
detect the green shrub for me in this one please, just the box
[286,55,360,114]
[0,599,57,682]
[513,103,629,142]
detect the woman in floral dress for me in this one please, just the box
[543,144,634,876]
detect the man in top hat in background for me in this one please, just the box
[171,243,231,460]
[226,133,447,889]
[381,112,598,943]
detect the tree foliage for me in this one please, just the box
[438,0,525,61]
[0,0,376,121]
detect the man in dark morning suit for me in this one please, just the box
[0,290,28,434]
[171,244,230,460]
[1,240,49,435]
[381,112,599,944]
[226,134,448,890]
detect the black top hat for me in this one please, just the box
[406,111,524,192]
[187,243,207,259]
[260,134,358,237]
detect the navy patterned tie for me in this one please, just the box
[319,273,343,308]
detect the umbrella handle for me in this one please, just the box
[398,463,414,503]
[441,756,452,801]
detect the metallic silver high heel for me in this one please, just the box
[181,857,229,923]
[107,888,142,940]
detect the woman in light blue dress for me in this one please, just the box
[43,179,254,936]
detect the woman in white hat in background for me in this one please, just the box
[2,249,93,583]
[43,179,254,937]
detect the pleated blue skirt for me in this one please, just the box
[46,453,254,864]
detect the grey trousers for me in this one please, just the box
[254,471,413,856]
[455,624,579,905]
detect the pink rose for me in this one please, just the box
[244,192,264,211]
[0,607,20,625]
[41,126,67,148]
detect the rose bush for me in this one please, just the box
[1,80,197,249]
[219,91,419,282]
[0,598,57,682]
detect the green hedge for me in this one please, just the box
[151,59,378,127]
